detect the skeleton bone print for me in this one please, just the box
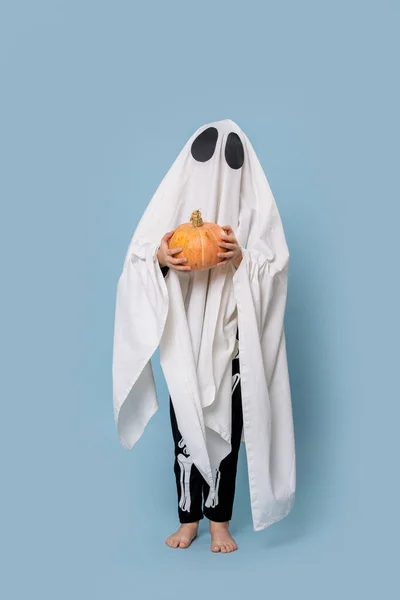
[232,336,241,395]
[204,467,222,508]
[177,437,193,512]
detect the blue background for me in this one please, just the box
[1,1,399,598]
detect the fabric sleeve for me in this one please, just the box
[112,240,169,449]
[233,246,289,381]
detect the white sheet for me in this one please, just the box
[112,119,296,530]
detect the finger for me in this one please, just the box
[218,242,236,250]
[218,251,234,259]
[221,225,233,234]
[168,256,188,265]
[171,264,192,271]
[220,232,236,242]
[216,257,232,266]
[162,231,175,241]
[167,247,183,255]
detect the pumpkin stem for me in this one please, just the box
[190,210,203,228]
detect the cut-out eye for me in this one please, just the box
[191,127,218,162]
[225,132,244,169]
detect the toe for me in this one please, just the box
[212,544,221,552]
[179,540,188,548]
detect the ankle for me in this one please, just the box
[209,520,230,529]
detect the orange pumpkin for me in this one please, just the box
[169,210,227,271]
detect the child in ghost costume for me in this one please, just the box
[112,119,296,552]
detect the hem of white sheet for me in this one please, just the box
[252,494,296,532]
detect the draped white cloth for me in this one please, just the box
[112,119,296,530]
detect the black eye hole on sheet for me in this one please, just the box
[191,126,218,162]
[225,132,244,169]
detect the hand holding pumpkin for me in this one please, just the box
[160,211,242,272]
[217,225,243,269]
[157,231,192,271]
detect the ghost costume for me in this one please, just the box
[112,119,296,531]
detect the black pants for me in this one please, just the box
[169,338,243,523]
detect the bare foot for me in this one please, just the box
[165,522,199,549]
[209,521,238,553]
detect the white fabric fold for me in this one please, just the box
[112,241,169,449]
[232,248,295,529]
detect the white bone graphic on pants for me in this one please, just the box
[232,337,241,395]
[205,466,222,508]
[232,372,241,395]
[177,437,193,512]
